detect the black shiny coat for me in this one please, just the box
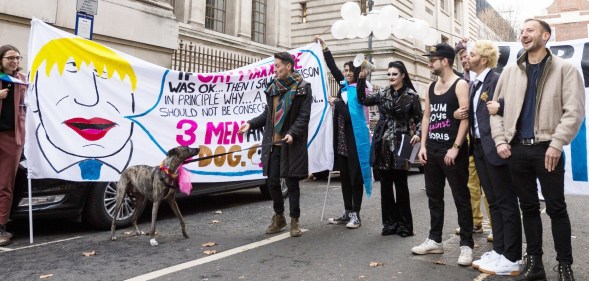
[358,79,423,170]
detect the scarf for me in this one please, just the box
[266,72,303,135]
[342,80,373,197]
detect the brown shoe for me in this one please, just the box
[265,213,287,234]
[290,218,302,237]
[0,231,11,247]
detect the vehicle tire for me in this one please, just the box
[313,170,330,180]
[83,181,144,230]
[259,178,288,199]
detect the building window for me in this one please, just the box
[454,0,462,21]
[205,0,226,33]
[301,2,307,23]
[252,0,266,43]
[440,0,447,12]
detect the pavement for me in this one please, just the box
[1,171,588,280]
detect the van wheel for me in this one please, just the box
[83,182,144,230]
[259,178,288,199]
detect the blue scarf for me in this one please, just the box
[342,81,372,197]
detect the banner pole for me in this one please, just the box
[320,170,332,222]
[27,178,33,244]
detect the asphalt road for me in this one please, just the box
[1,171,588,281]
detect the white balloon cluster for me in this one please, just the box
[331,2,441,46]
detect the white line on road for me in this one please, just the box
[0,236,83,252]
[126,229,308,281]
[473,273,490,281]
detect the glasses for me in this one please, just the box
[3,56,23,62]
[386,72,400,77]
[429,57,443,63]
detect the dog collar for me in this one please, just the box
[159,163,178,180]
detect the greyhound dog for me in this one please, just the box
[110,146,200,246]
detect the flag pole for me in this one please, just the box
[320,170,332,222]
[28,178,34,244]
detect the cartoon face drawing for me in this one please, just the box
[247,144,263,168]
[31,38,137,158]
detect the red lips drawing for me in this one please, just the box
[64,117,117,141]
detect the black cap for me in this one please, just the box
[422,43,455,61]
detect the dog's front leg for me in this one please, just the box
[132,194,146,236]
[166,196,189,238]
[149,201,161,246]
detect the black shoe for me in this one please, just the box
[381,223,398,236]
[328,210,351,225]
[516,255,546,281]
[396,223,414,237]
[554,262,575,281]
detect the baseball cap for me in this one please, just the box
[423,43,455,61]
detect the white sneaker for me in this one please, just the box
[472,250,500,269]
[345,212,361,229]
[411,238,444,255]
[478,254,521,276]
[457,246,473,266]
[487,231,493,242]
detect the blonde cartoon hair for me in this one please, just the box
[30,37,137,91]
[473,40,499,69]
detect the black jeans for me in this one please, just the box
[380,169,412,233]
[267,146,301,218]
[509,142,572,264]
[336,154,363,213]
[424,145,473,247]
[472,141,522,262]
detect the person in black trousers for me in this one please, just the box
[315,36,370,229]
[454,40,522,276]
[357,61,423,237]
[490,19,584,280]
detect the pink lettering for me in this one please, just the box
[198,74,214,83]
[205,121,245,145]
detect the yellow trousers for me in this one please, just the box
[467,155,491,227]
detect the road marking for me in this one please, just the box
[0,236,83,252]
[474,273,490,281]
[126,229,308,281]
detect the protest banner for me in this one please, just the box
[25,18,333,183]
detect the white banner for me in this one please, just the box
[24,19,333,182]
[496,40,589,195]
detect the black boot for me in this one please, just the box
[516,255,546,281]
[554,262,575,281]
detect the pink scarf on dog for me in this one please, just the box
[178,164,192,195]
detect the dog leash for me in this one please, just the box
[183,140,285,164]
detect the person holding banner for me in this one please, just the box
[454,40,522,276]
[357,61,423,237]
[490,19,584,281]
[0,45,27,246]
[238,52,312,238]
[414,43,474,266]
[314,36,371,229]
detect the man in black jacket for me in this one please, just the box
[454,40,522,276]
[238,52,312,237]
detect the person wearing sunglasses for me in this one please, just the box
[357,60,423,237]
[0,45,27,246]
[314,35,371,229]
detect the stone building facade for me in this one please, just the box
[0,0,291,70]
[539,0,589,41]
[290,0,485,95]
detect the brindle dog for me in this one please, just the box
[110,146,200,246]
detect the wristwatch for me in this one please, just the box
[453,143,461,149]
